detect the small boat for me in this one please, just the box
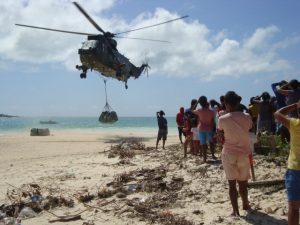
[39,120,57,124]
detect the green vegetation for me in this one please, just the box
[255,132,290,157]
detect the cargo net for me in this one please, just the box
[99,79,118,123]
[99,102,118,123]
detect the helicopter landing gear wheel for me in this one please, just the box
[80,73,86,79]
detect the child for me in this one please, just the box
[191,120,200,156]
[183,111,193,158]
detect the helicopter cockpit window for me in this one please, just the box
[81,40,98,50]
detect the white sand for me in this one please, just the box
[0,130,289,225]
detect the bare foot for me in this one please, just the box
[243,203,251,211]
[229,212,240,217]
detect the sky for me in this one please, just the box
[0,0,300,117]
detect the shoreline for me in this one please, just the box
[0,127,178,136]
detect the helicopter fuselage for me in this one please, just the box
[77,35,147,87]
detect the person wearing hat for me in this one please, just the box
[156,110,168,149]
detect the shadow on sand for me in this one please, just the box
[98,135,154,144]
[206,159,222,165]
[242,210,287,225]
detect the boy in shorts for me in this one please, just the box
[218,91,252,216]
[191,119,200,156]
[274,101,300,225]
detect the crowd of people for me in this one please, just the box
[156,79,300,224]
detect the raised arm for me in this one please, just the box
[191,101,199,114]
[274,102,299,128]
[271,82,280,94]
[252,95,262,104]
[277,82,291,96]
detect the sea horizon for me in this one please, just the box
[0,116,177,135]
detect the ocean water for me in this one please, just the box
[0,117,177,135]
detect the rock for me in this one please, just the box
[30,128,50,136]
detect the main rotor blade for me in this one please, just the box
[116,36,171,43]
[15,24,96,36]
[114,15,188,35]
[73,1,105,34]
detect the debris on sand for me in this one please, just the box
[0,140,289,225]
[107,140,149,159]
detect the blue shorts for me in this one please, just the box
[285,169,300,201]
[198,131,213,145]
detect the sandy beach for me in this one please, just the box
[0,130,289,225]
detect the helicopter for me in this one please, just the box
[15,2,188,89]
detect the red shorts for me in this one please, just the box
[193,140,200,145]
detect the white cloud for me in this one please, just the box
[243,25,279,50]
[0,0,298,80]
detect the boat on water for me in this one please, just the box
[39,120,57,124]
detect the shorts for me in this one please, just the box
[221,153,250,181]
[285,169,300,201]
[193,140,200,145]
[198,131,213,145]
[178,127,185,137]
[157,129,167,141]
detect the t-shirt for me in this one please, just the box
[191,127,199,140]
[193,108,214,131]
[248,104,259,118]
[176,112,184,127]
[218,112,252,156]
[288,118,300,170]
[157,116,167,130]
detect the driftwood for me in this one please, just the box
[248,179,285,188]
[47,209,87,223]
[49,215,82,223]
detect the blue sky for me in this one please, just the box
[0,0,300,117]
